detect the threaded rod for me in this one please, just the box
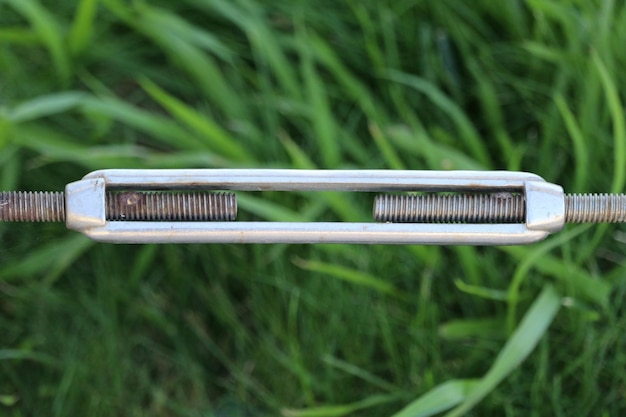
[565,193,626,223]
[373,194,525,223]
[0,191,237,222]
[0,191,66,222]
[374,193,626,224]
[106,191,236,221]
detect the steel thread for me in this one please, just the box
[1,191,237,222]
[374,193,626,224]
[565,193,626,223]
[0,191,66,222]
[105,191,237,221]
[373,194,526,223]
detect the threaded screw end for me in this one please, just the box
[0,191,66,222]
[374,192,626,224]
[1,191,238,222]
[565,193,626,223]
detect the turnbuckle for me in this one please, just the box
[1,169,625,245]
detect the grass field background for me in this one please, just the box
[1,0,626,415]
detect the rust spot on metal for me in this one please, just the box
[119,192,143,207]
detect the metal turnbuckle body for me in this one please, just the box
[1,169,624,245]
[0,169,560,244]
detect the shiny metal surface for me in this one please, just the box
[2,169,623,244]
[86,222,548,244]
[83,169,542,191]
[64,169,565,245]
[565,194,626,223]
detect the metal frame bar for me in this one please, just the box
[65,169,565,245]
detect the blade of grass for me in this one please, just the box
[522,42,568,64]
[592,50,625,194]
[298,27,340,168]
[8,92,86,123]
[237,194,306,222]
[140,78,252,162]
[368,121,406,169]
[454,280,508,302]
[385,124,483,170]
[293,258,406,300]
[0,234,93,282]
[385,70,492,168]
[126,4,244,119]
[0,26,41,44]
[322,355,398,392]
[350,3,385,75]
[12,125,153,168]
[79,95,225,155]
[136,3,233,61]
[0,145,20,189]
[286,290,315,405]
[571,51,626,263]
[504,243,609,308]
[6,0,70,83]
[0,349,61,368]
[68,0,98,55]
[279,131,317,169]
[282,393,401,417]
[467,58,515,160]
[554,94,589,191]
[309,34,404,169]
[390,379,478,417]
[444,285,561,417]
[439,317,505,340]
[202,0,302,99]
[506,224,593,331]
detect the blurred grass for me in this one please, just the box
[1,0,626,416]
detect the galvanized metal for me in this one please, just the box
[81,169,543,191]
[2,169,625,245]
[64,169,561,244]
[565,194,626,223]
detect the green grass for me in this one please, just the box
[1,0,626,415]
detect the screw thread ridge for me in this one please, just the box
[106,191,237,221]
[1,191,238,222]
[0,191,66,222]
[565,193,626,223]
[373,194,525,223]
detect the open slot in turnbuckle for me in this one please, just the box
[65,169,565,244]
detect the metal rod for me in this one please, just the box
[1,169,624,244]
[0,191,237,222]
[106,191,236,221]
[565,194,626,223]
[373,194,525,223]
[0,192,65,222]
[373,193,626,224]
